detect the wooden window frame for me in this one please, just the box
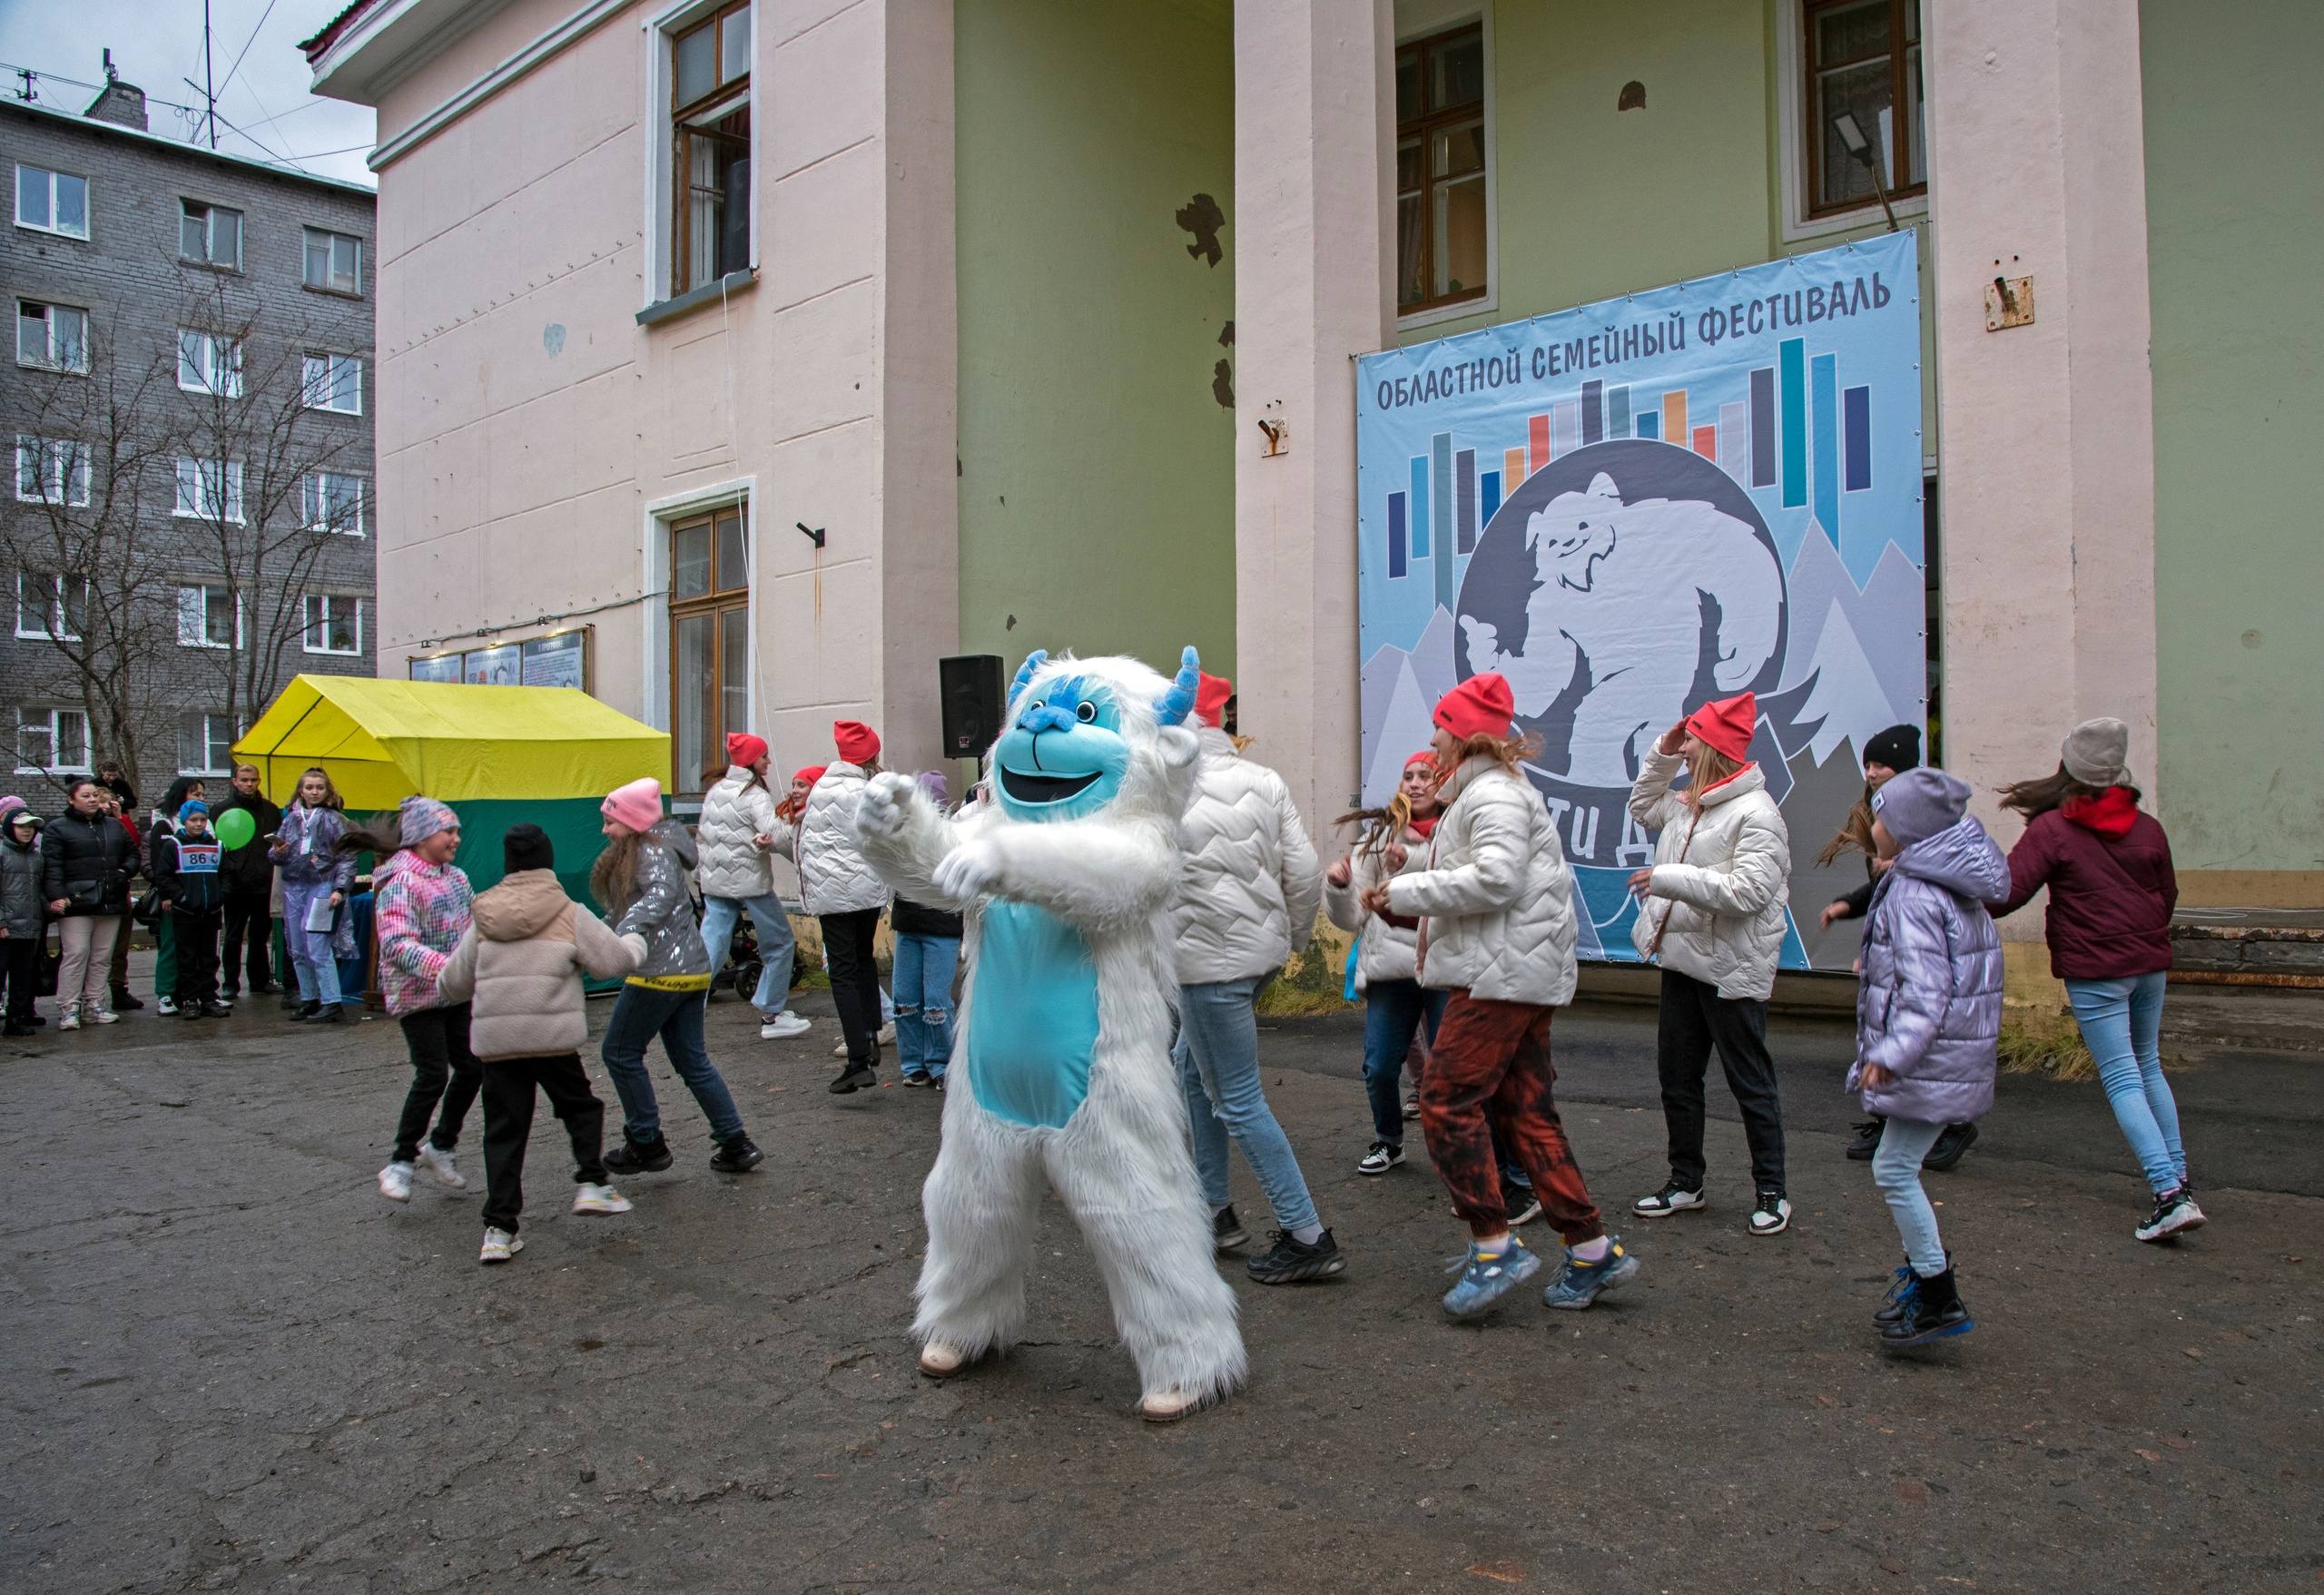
[1801,0,1926,221]
[1395,22,1489,319]
[665,504,750,795]
[669,0,753,299]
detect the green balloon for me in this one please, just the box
[214,807,257,850]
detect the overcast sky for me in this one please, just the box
[0,0,377,186]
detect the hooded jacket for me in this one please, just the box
[1852,817,2009,1123]
[1323,821,1434,990]
[0,829,45,938]
[608,818,713,983]
[1628,750,1792,1000]
[1385,756,1579,1006]
[155,825,228,916]
[794,763,889,915]
[1173,728,1323,985]
[1990,795,2176,980]
[437,869,638,1058]
[695,764,783,901]
[372,850,475,1017]
[41,808,136,917]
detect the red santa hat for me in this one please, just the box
[1433,674,1516,742]
[1685,692,1758,762]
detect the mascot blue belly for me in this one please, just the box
[967,901,1101,1129]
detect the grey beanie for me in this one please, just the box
[2062,717,2133,788]
[1871,766,1971,848]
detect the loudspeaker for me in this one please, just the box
[939,654,1006,758]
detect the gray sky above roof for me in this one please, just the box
[0,0,377,187]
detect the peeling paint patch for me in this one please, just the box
[1212,359,1235,409]
[1218,320,1235,348]
[1176,193,1226,267]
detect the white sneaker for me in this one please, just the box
[572,1182,634,1215]
[878,1022,896,1045]
[478,1226,524,1264]
[760,1011,812,1040]
[1632,1181,1708,1218]
[156,996,177,1016]
[414,1143,467,1189]
[91,1008,119,1025]
[58,1009,82,1031]
[1749,1190,1793,1236]
[1356,1141,1405,1176]
[832,1039,850,1058]
[378,1161,415,1202]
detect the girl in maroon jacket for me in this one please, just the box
[1991,718,2201,1244]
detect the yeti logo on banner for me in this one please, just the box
[1454,442,1787,862]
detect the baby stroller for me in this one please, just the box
[721,910,763,1002]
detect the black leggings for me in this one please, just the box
[820,909,883,1065]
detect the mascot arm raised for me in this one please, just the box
[856,772,979,910]
[935,812,1183,936]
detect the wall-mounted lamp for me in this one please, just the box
[796,521,826,549]
[1830,110,1902,233]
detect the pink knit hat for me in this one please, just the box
[601,776,664,833]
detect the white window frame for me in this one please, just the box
[302,593,365,656]
[15,706,92,775]
[300,351,363,415]
[173,457,246,524]
[302,227,364,294]
[17,300,90,373]
[1776,0,1934,244]
[15,163,90,241]
[179,198,244,271]
[15,571,89,641]
[176,330,245,398]
[15,436,91,507]
[1393,5,1499,334]
[177,584,243,650]
[300,470,367,536]
[641,0,761,308]
[177,712,236,777]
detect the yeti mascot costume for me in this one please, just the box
[852,646,1245,1422]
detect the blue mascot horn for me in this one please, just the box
[1008,649,1049,713]
[1155,646,1201,726]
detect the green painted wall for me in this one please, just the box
[954,0,1237,679]
[2142,0,2324,881]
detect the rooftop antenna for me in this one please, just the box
[201,0,217,147]
[102,48,116,84]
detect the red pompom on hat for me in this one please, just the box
[1685,692,1758,762]
[726,732,768,768]
[1194,671,1234,728]
[832,720,881,764]
[1433,674,1516,742]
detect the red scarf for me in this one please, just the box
[1408,812,1439,841]
[2063,785,2139,839]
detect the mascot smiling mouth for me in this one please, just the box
[997,766,1101,805]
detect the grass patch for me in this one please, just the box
[1255,942,1357,1018]
[1997,1006,2094,1081]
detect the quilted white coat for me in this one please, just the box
[1173,729,1323,985]
[1627,749,1791,1000]
[1323,824,1433,989]
[795,762,890,915]
[1385,756,1579,1006]
[695,765,784,900]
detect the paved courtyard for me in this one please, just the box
[3,982,2319,1593]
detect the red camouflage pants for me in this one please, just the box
[1419,990,1606,1245]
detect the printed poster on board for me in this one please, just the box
[1355,231,1925,972]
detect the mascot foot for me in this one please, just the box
[918,1342,980,1380]
[1137,1389,1211,1424]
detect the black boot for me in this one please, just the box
[1880,1265,1974,1349]
[709,1135,763,1174]
[110,988,145,1011]
[290,1000,323,1021]
[605,1135,675,1176]
[1924,1122,1979,1172]
[828,1060,877,1094]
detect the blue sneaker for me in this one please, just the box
[1542,1236,1640,1310]
[1440,1236,1541,1319]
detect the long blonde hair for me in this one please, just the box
[1683,742,1746,807]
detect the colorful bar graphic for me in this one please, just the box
[1748,366,1777,487]
[1581,380,1604,446]
[1455,448,1478,555]
[1691,424,1718,461]
[1551,399,1581,458]
[1387,491,1407,578]
[1408,456,1430,558]
[1432,432,1457,613]
[1503,446,1527,488]
[1529,413,1551,475]
[1662,391,1688,450]
[1811,351,1839,544]
[1609,385,1631,440]
[1481,468,1502,527]
[1718,401,1748,478]
[1843,385,1872,491]
[1779,338,1807,508]
[1636,408,1660,441]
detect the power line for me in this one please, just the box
[0,58,371,171]
[212,0,282,107]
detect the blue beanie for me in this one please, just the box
[178,799,210,825]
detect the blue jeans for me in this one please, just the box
[1177,975,1320,1234]
[600,982,745,1147]
[1363,979,1446,1144]
[700,892,797,1013]
[2067,971,2184,1195]
[892,931,960,1079]
[1872,1116,1948,1275]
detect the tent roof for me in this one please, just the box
[233,676,670,809]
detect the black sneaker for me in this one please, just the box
[709,1136,763,1174]
[110,989,145,1012]
[1504,1182,1542,1226]
[1879,1265,1974,1349]
[177,1003,204,1021]
[1846,1117,1886,1161]
[828,1062,877,1094]
[1213,1205,1249,1253]
[202,1000,232,1018]
[317,1005,346,1025]
[604,1137,675,1176]
[1247,1228,1346,1285]
[1925,1122,1979,1172]
[290,1000,322,1021]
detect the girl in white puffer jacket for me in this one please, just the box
[1625,690,1794,1237]
[803,722,892,1091]
[694,733,807,1039]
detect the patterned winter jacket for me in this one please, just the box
[1851,817,2010,1124]
[609,819,713,987]
[1174,728,1323,985]
[373,850,475,1017]
[1386,755,1579,1007]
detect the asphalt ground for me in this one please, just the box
[2,979,2319,1593]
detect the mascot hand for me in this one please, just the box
[1461,613,1501,662]
[932,838,1003,901]
[856,771,918,843]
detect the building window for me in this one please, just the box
[302,593,363,655]
[180,199,243,270]
[15,436,90,507]
[17,300,90,372]
[1803,0,1925,218]
[173,458,245,523]
[667,503,748,793]
[176,330,244,398]
[15,164,89,240]
[300,352,362,415]
[669,0,753,296]
[15,707,91,774]
[300,471,365,535]
[177,713,236,776]
[15,572,89,641]
[177,584,240,649]
[1395,23,1489,318]
[302,227,363,294]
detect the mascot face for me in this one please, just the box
[1528,472,1622,594]
[990,647,1201,824]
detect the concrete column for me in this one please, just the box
[1232,0,1394,832]
[1926,0,2157,970]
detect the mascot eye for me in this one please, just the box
[1075,701,1098,724]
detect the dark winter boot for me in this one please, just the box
[1873,1252,1952,1326]
[1880,1265,1974,1349]
[604,1135,675,1176]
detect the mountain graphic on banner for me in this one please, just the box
[1777,527,1925,718]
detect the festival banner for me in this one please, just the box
[1355,232,1925,972]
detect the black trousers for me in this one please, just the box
[1656,968,1787,1193]
[820,908,884,1065]
[393,1003,484,1163]
[171,909,222,1007]
[480,1052,608,1234]
[3,936,40,1022]
[221,889,274,993]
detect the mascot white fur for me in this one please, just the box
[853,645,1246,1422]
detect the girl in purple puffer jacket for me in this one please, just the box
[1850,767,2007,1352]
